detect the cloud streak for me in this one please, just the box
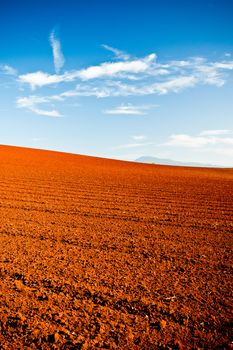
[164,131,233,148]
[18,53,233,92]
[15,40,233,118]
[79,54,156,80]
[113,142,153,149]
[19,53,156,89]
[17,95,61,117]
[1,64,17,75]
[161,131,233,166]
[131,135,147,141]
[104,103,158,115]
[101,44,130,60]
[199,129,232,136]
[49,30,65,74]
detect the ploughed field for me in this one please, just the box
[0,145,232,349]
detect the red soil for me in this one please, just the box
[0,145,232,349]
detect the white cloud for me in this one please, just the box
[60,84,114,98]
[18,46,233,99]
[215,137,233,145]
[113,142,153,149]
[78,53,156,80]
[104,103,158,115]
[164,134,210,147]
[17,95,62,107]
[16,53,233,115]
[70,75,197,98]
[200,129,232,136]
[150,76,198,94]
[164,133,233,148]
[105,105,144,115]
[18,53,156,89]
[195,65,224,87]
[19,71,65,89]
[17,96,49,108]
[49,30,65,74]
[31,137,43,142]
[1,64,17,75]
[101,44,130,60]
[17,95,61,117]
[161,57,233,87]
[214,61,233,69]
[131,135,147,141]
[57,75,198,100]
[30,107,61,117]
[16,41,233,118]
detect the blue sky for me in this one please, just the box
[1,0,233,166]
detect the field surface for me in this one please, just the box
[0,145,232,349]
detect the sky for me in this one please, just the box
[0,0,233,166]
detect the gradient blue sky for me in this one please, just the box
[1,0,233,166]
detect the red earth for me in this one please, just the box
[0,145,232,349]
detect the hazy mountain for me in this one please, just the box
[135,156,218,167]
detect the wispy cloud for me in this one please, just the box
[50,75,197,100]
[199,129,232,136]
[15,37,233,117]
[113,142,153,149]
[30,107,61,117]
[18,53,156,89]
[49,30,65,74]
[151,76,198,94]
[18,71,66,90]
[1,64,17,76]
[76,53,156,80]
[164,132,233,148]
[104,103,158,115]
[18,49,233,97]
[101,44,130,60]
[17,95,61,117]
[131,135,147,141]
[160,131,233,166]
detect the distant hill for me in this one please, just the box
[135,156,217,167]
